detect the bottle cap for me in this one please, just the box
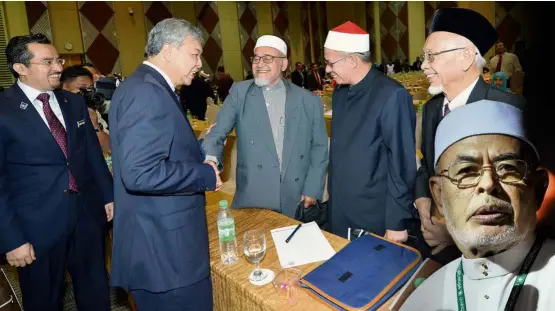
[219,200,228,208]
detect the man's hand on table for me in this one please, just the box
[385,229,408,243]
[205,160,223,191]
[301,195,317,208]
[6,242,36,267]
[416,197,454,253]
[105,202,114,222]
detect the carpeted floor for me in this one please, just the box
[1,265,132,311]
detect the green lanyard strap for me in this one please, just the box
[456,234,545,311]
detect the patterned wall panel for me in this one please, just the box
[495,2,525,52]
[317,1,327,64]
[301,2,311,65]
[25,2,52,41]
[78,1,121,75]
[424,1,458,35]
[144,1,173,34]
[379,1,409,64]
[366,2,376,62]
[271,2,291,59]
[310,2,322,64]
[237,1,258,78]
[196,2,223,75]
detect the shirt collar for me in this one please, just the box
[443,77,479,111]
[261,78,285,93]
[461,233,536,280]
[143,61,175,91]
[349,68,375,92]
[17,80,54,103]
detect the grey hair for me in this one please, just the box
[473,47,486,70]
[339,50,372,63]
[145,18,203,57]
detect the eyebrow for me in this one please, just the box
[454,152,521,163]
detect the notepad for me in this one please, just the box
[270,221,336,268]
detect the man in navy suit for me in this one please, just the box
[109,18,221,310]
[0,34,114,310]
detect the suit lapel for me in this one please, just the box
[138,64,186,117]
[467,77,488,104]
[55,91,77,155]
[249,86,279,161]
[281,81,300,175]
[6,85,65,158]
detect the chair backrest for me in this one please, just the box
[205,104,221,123]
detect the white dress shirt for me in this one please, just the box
[443,78,479,116]
[401,235,555,311]
[17,80,66,130]
[143,61,175,91]
[489,52,522,79]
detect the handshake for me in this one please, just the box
[204,160,223,191]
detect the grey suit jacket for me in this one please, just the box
[203,79,328,217]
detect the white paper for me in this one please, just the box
[270,221,336,268]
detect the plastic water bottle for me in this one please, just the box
[217,200,238,264]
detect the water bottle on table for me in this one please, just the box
[217,200,238,264]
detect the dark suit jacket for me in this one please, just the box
[0,84,113,255]
[415,77,527,200]
[109,64,217,292]
[306,71,323,91]
[291,70,306,89]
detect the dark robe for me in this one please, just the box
[328,68,416,237]
[415,77,526,264]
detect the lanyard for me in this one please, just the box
[456,234,545,311]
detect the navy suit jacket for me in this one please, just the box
[0,84,113,255]
[109,64,216,292]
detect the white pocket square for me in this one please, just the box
[77,119,85,127]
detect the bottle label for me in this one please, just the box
[217,218,236,242]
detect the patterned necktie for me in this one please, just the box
[444,104,451,117]
[37,93,78,191]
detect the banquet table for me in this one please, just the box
[205,191,397,311]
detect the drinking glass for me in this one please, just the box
[243,229,268,282]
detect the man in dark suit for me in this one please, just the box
[306,62,324,91]
[291,61,307,88]
[0,34,113,310]
[415,8,526,264]
[109,18,221,310]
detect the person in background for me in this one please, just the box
[307,62,324,91]
[203,35,328,218]
[0,34,113,311]
[82,62,104,82]
[324,21,416,242]
[489,41,522,86]
[180,71,213,120]
[109,18,221,310]
[412,56,423,71]
[291,61,306,88]
[317,62,326,78]
[61,65,111,153]
[215,66,234,102]
[401,101,554,311]
[416,8,526,265]
[386,62,395,75]
[245,70,254,80]
[491,71,511,93]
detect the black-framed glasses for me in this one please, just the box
[438,159,531,188]
[423,47,469,63]
[251,55,286,64]
[324,53,356,68]
[29,58,65,67]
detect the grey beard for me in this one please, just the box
[254,77,271,86]
[428,84,444,95]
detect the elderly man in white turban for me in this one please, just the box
[401,100,554,311]
[203,35,328,219]
[324,21,417,243]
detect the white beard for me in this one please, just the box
[254,77,271,86]
[428,84,444,95]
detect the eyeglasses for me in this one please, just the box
[438,159,531,188]
[324,53,354,68]
[423,47,473,63]
[29,58,65,67]
[251,55,286,64]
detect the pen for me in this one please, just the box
[285,224,302,243]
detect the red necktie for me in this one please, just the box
[37,93,79,192]
[495,54,503,72]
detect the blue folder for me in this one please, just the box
[300,234,421,310]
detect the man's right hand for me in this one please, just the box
[416,197,454,249]
[6,243,36,267]
[415,197,432,223]
[205,160,222,191]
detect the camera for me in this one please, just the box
[79,87,105,111]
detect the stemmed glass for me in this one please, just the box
[243,229,268,282]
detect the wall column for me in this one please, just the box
[287,2,302,70]
[217,1,243,81]
[48,2,84,54]
[458,1,495,59]
[407,2,425,63]
[172,2,197,25]
[3,1,29,38]
[113,2,146,76]
[373,2,381,64]
[256,1,273,36]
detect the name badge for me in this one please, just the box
[77,119,85,127]
[19,102,28,110]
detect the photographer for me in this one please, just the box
[61,65,110,153]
